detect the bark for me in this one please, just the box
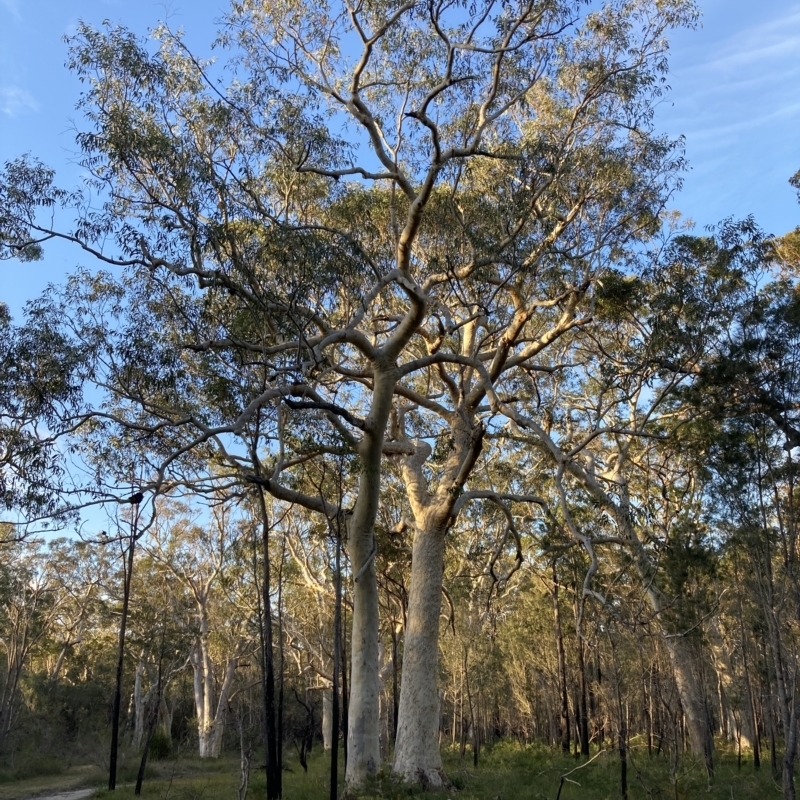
[393,526,448,786]
[345,365,398,787]
[551,564,570,755]
[322,690,333,751]
[392,418,483,784]
[191,642,238,759]
[256,494,281,800]
[109,533,136,790]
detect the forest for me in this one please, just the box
[1,0,800,798]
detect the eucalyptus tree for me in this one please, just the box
[373,4,697,783]
[681,234,800,799]
[0,300,85,529]
[1,0,697,786]
[0,539,66,749]
[46,538,108,683]
[486,220,793,781]
[146,501,248,758]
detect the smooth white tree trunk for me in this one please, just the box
[133,658,146,749]
[191,639,238,759]
[346,525,381,783]
[393,527,447,786]
[322,689,333,751]
[393,414,484,787]
[392,420,483,785]
[378,644,393,761]
[345,366,399,786]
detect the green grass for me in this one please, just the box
[434,740,769,800]
[0,739,781,800]
[348,740,771,800]
[90,749,331,800]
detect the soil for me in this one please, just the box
[32,791,95,800]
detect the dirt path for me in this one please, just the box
[31,790,95,800]
[0,765,101,800]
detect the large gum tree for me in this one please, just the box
[1,0,697,788]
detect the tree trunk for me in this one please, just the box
[551,563,570,755]
[392,417,483,784]
[378,644,393,761]
[559,455,714,772]
[257,496,281,800]
[393,526,448,786]
[330,529,342,800]
[192,644,238,759]
[344,366,397,787]
[135,619,165,797]
[159,694,173,743]
[345,526,380,784]
[574,605,590,757]
[784,715,799,800]
[707,617,749,745]
[738,589,760,766]
[133,657,146,749]
[323,690,333,752]
[662,634,713,776]
[109,533,136,791]
[392,620,400,744]
[620,519,714,777]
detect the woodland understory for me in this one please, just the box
[2,0,800,798]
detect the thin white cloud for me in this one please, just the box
[665,4,800,135]
[679,102,800,146]
[660,3,800,230]
[0,86,39,117]
[673,6,800,80]
[1,0,21,20]
[706,8,800,69]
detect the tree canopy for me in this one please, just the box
[2,1,800,799]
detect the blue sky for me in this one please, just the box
[1,0,799,319]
